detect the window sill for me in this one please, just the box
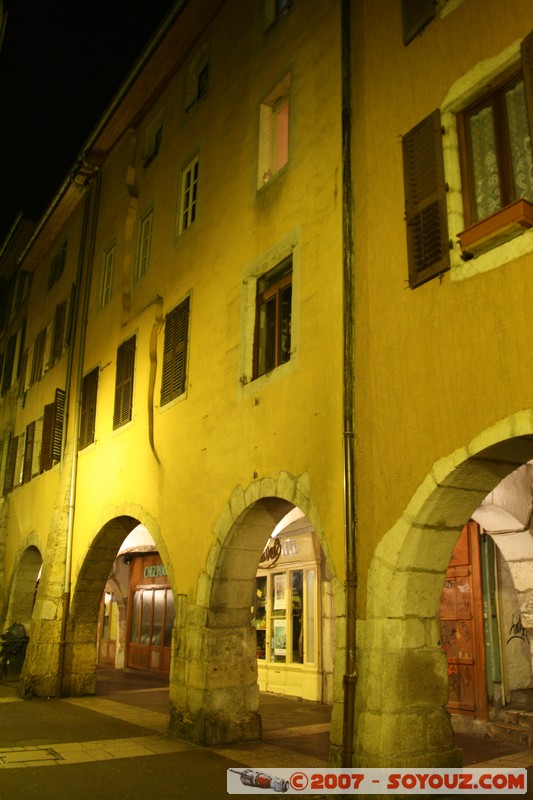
[458,199,533,259]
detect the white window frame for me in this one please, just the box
[178,155,199,234]
[441,39,533,282]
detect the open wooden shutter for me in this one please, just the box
[113,336,136,429]
[403,109,450,288]
[401,0,436,46]
[161,298,189,405]
[4,435,18,494]
[23,421,35,484]
[1,334,16,394]
[79,369,98,449]
[40,389,65,471]
[522,30,533,143]
[51,301,67,365]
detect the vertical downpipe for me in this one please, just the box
[341,0,357,768]
[57,170,101,697]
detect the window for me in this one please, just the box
[401,0,435,45]
[458,73,533,228]
[258,74,290,187]
[135,210,153,280]
[113,336,136,429]
[50,301,67,367]
[264,0,292,31]
[99,245,115,308]
[4,434,17,495]
[48,240,67,290]
[79,368,98,449]
[178,156,199,233]
[254,257,292,378]
[40,389,65,471]
[185,42,209,112]
[30,328,47,385]
[22,421,35,484]
[143,125,163,168]
[161,298,190,405]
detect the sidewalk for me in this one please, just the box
[0,671,532,798]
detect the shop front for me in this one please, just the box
[253,530,325,701]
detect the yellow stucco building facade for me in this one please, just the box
[1,0,533,770]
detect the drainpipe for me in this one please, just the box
[341,0,357,768]
[57,170,101,697]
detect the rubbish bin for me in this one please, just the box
[1,622,29,679]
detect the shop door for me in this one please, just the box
[126,555,175,675]
[97,591,116,666]
[439,520,488,718]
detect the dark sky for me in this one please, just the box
[0,0,175,244]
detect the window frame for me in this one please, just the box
[258,74,291,188]
[79,368,99,450]
[99,244,115,308]
[178,156,199,234]
[253,257,293,379]
[135,209,153,281]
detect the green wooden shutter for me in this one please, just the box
[113,336,136,429]
[161,298,189,405]
[401,0,436,46]
[402,109,450,288]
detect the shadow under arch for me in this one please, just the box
[357,423,533,768]
[169,472,343,748]
[64,514,163,696]
[3,543,43,633]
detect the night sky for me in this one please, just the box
[0,0,175,244]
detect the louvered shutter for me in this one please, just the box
[31,328,46,385]
[402,109,450,288]
[161,298,189,405]
[4,435,18,493]
[79,369,98,449]
[113,336,136,429]
[23,421,35,484]
[51,388,65,463]
[401,0,436,46]
[40,402,55,472]
[522,31,533,145]
[1,334,16,394]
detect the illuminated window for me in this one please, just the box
[178,156,199,234]
[135,209,153,280]
[254,257,292,379]
[99,244,115,308]
[161,298,190,405]
[258,74,290,187]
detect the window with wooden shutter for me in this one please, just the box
[40,389,65,471]
[22,421,35,484]
[161,298,190,406]
[30,328,46,385]
[1,333,16,394]
[51,302,67,366]
[4,435,18,494]
[79,368,98,449]
[402,109,450,287]
[401,0,435,46]
[113,336,136,429]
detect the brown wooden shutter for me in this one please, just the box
[31,328,46,385]
[401,0,435,46]
[51,388,65,463]
[403,109,450,288]
[161,298,189,405]
[521,30,533,144]
[51,302,67,365]
[79,369,98,449]
[4,435,18,493]
[40,403,55,472]
[23,421,35,484]
[113,336,136,429]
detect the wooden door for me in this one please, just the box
[440,520,487,718]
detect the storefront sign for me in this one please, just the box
[259,538,281,568]
[144,564,167,578]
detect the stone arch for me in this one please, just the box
[357,415,533,767]
[3,541,43,633]
[65,512,163,695]
[168,471,343,747]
